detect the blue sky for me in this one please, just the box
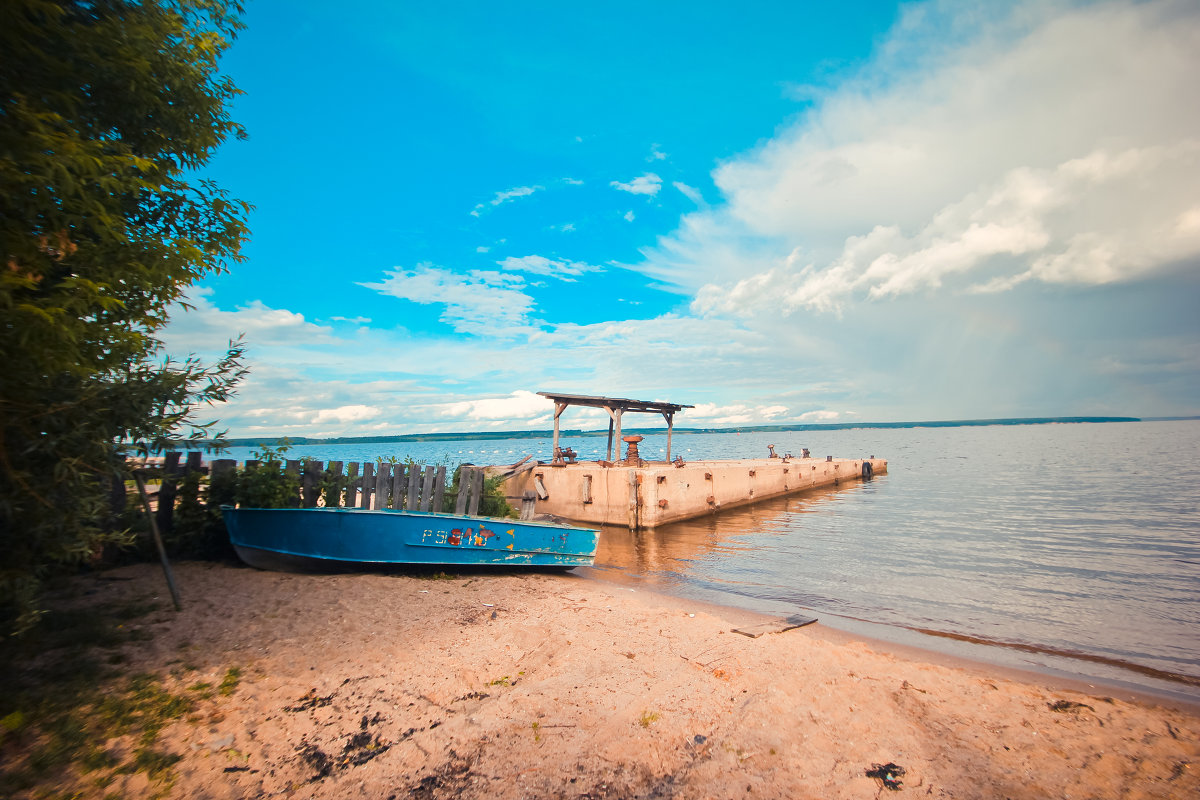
[164,0,1200,437]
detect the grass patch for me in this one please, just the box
[418,571,457,581]
[638,710,661,729]
[0,589,236,797]
[218,667,241,697]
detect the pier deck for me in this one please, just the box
[496,455,887,529]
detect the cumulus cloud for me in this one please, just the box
[360,263,535,334]
[162,289,334,354]
[497,255,600,280]
[438,390,550,422]
[640,0,1200,314]
[611,173,662,196]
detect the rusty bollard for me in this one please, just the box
[623,435,644,465]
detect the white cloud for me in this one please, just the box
[648,144,668,162]
[360,263,536,335]
[673,181,704,205]
[497,255,599,280]
[313,404,381,424]
[162,290,334,354]
[329,315,371,324]
[686,402,794,425]
[624,210,635,222]
[611,173,662,196]
[768,142,1200,312]
[797,409,840,422]
[471,184,543,216]
[637,0,1200,314]
[494,185,541,203]
[438,390,549,422]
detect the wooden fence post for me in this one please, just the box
[324,461,343,507]
[301,460,323,507]
[210,459,237,512]
[432,465,446,513]
[392,464,408,510]
[108,468,127,524]
[407,463,422,511]
[454,467,471,515]
[359,462,374,509]
[467,467,484,517]
[419,465,435,512]
[375,462,392,509]
[174,452,204,524]
[345,462,360,507]
[285,460,302,507]
[156,451,182,539]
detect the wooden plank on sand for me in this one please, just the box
[731,614,818,638]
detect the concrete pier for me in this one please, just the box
[496,455,887,529]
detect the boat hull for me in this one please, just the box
[222,506,599,569]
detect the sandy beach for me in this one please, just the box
[9,561,1198,799]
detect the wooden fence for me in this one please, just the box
[114,452,503,539]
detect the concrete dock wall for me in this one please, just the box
[495,456,887,529]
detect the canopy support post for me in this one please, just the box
[663,410,675,462]
[552,402,566,463]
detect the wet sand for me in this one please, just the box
[27,562,1200,798]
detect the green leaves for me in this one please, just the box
[1,1,251,633]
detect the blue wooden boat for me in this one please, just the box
[222,506,599,570]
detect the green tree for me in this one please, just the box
[0,0,251,632]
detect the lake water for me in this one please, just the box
[213,420,1200,701]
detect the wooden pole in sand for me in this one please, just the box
[133,470,182,611]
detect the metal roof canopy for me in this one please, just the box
[537,392,694,464]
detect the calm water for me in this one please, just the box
[214,421,1200,699]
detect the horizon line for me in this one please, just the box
[163,414,1196,448]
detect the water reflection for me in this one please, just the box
[590,482,869,611]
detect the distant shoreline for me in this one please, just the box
[174,414,1173,449]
